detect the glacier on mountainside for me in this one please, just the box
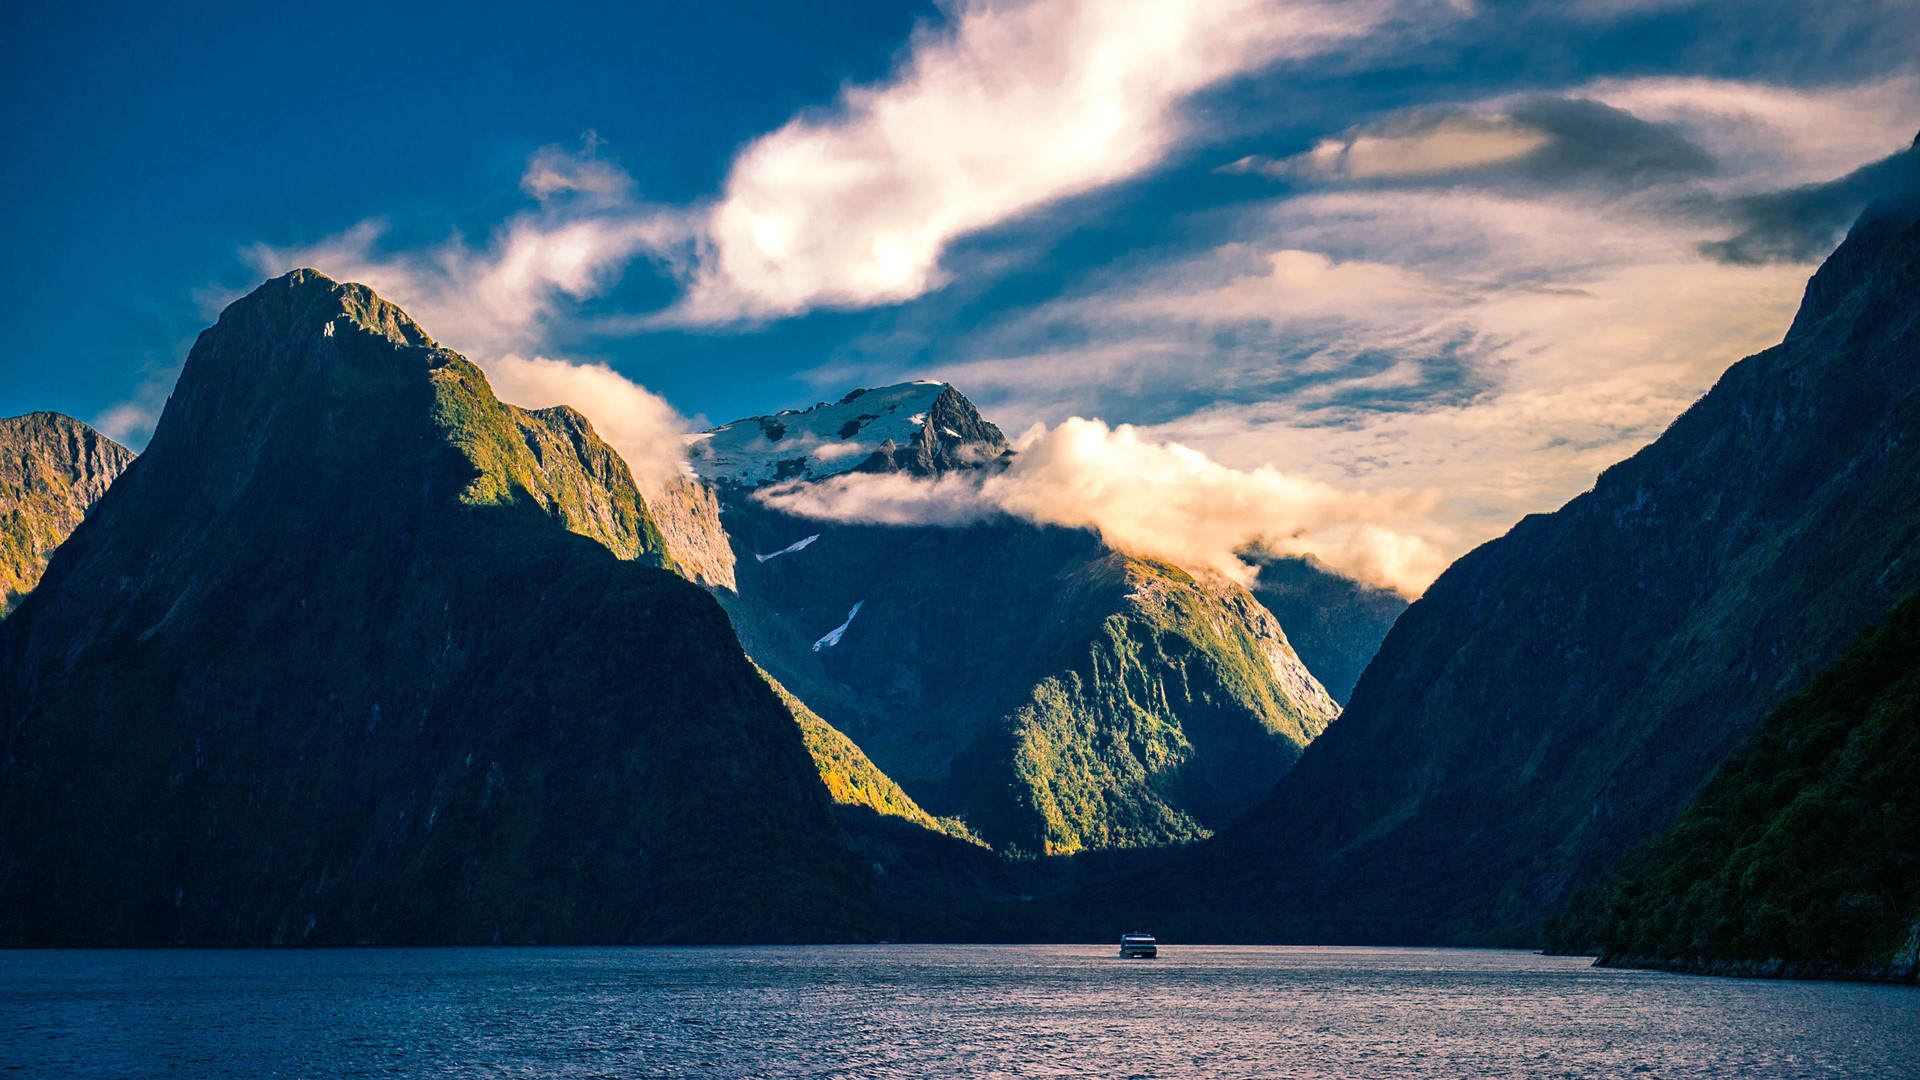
[812,601,865,652]
[756,534,821,563]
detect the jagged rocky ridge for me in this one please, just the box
[1076,166,1920,946]
[0,270,874,944]
[689,384,1341,855]
[0,413,134,615]
[688,381,1011,487]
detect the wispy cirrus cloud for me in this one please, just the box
[670,0,1458,324]
[223,2,1920,593]
[849,75,1920,559]
[242,128,711,362]
[243,199,690,359]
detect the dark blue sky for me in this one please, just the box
[2,0,934,423]
[4,0,1915,589]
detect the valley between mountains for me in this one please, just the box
[1,157,1917,980]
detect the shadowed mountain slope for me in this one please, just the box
[1242,550,1409,706]
[0,270,871,945]
[0,413,134,615]
[1566,585,1920,983]
[1084,175,1920,946]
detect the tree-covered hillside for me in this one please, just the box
[0,270,872,945]
[1556,588,1920,982]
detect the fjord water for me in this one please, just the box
[4,946,1915,1078]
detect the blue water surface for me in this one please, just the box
[2,945,1915,1078]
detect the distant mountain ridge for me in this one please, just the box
[0,412,133,615]
[1242,549,1409,706]
[0,270,871,944]
[687,382,1341,855]
[1087,158,1920,946]
[688,381,1011,488]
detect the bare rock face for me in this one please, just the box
[852,383,1013,477]
[0,413,134,614]
[646,476,738,592]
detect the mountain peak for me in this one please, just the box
[0,272,868,944]
[224,268,436,350]
[687,380,1010,487]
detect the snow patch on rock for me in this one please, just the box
[812,601,864,651]
[756,534,821,563]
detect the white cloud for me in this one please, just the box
[669,0,1450,323]
[218,38,1920,600]
[481,355,691,491]
[1582,74,1920,191]
[919,186,1814,555]
[520,137,636,203]
[760,416,1446,595]
[1231,114,1554,181]
[244,3,1470,339]
[843,75,1915,564]
[245,146,689,357]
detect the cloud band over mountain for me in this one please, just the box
[225,1,1920,597]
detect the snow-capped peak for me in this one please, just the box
[687,381,951,487]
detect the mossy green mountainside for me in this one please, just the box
[759,664,974,843]
[1076,172,1920,947]
[0,413,134,616]
[0,269,875,944]
[1552,585,1920,983]
[690,386,1340,856]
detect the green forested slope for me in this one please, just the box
[718,492,1339,856]
[0,270,871,945]
[760,665,977,842]
[955,554,1337,855]
[1565,588,1920,981]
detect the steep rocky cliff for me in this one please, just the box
[1099,173,1920,946]
[693,385,1339,855]
[0,270,870,945]
[1242,550,1409,705]
[647,476,737,592]
[0,413,133,615]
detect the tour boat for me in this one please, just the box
[1119,932,1158,958]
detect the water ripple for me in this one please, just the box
[2,945,1915,1078]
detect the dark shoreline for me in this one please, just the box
[1589,953,1920,986]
